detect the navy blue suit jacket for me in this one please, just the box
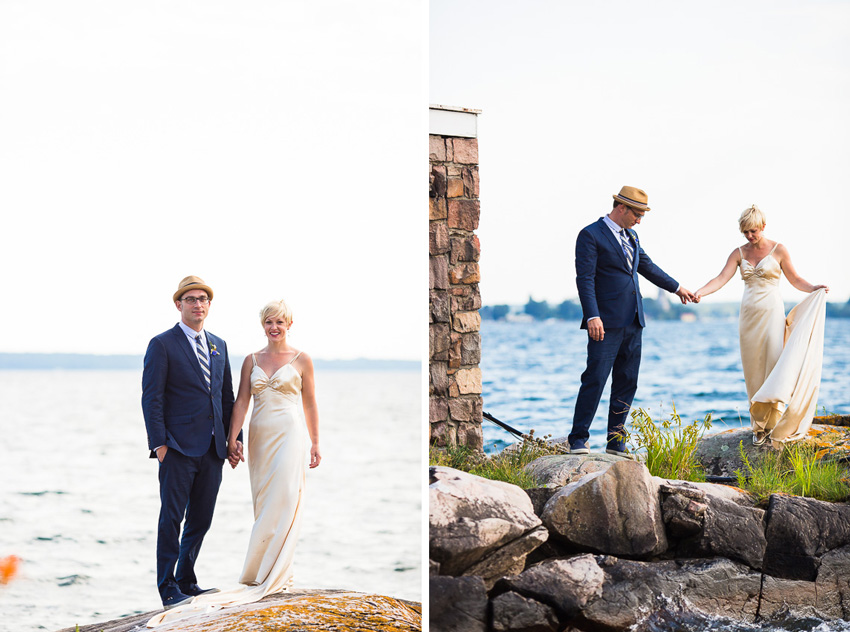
[575,218,679,329]
[141,324,236,460]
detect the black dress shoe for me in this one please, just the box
[162,591,192,610]
[179,583,221,597]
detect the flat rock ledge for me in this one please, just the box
[430,442,850,632]
[55,589,421,632]
[696,423,850,478]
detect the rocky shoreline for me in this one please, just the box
[430,424,850,631]
[55,589,421,632]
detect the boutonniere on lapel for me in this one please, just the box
[209,344,220,357]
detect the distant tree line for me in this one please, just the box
[481,297,688,321]
[482,296,850,322]
[826,300,850,319]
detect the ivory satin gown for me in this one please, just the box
[147,353,306,626]
[738,245,827,447]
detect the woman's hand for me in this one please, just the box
[228,440,244,469]
[811,284,829,293]
[310,444,322,469]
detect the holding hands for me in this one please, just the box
[676,286,697,304]
[228,440,244,469]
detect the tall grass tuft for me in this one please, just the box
[429,442,481,471]
[735,441,850,505]
[786,442,818,497]
[626,406,712,482]
[736,441,792,504]
[429,430,567,489]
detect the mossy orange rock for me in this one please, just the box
[56,590,421,632]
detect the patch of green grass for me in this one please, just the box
[625,406,712,482]
[736,442,793,504]
[735,441,850,505]
[429,442,480,471]
[429,430,566,489]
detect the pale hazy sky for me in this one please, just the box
[430,0,850,307]
[1,0,426,360]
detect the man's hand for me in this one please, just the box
[228,440,245,469]
[155,445,168,463]
[587,317,605,342]
[675,287,696,304]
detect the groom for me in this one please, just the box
[141,275,242,609]
[569,186,695,456]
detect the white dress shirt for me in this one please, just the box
[178,321,209,366]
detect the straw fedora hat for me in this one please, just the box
[173,275,214,302]
[613,186,651,211]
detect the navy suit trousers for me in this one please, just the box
[156,437,223,599]
[569,319,642,450]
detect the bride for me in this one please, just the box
[147,299,320,626]
[695,205,828,448]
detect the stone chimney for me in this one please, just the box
[429,105,483,451]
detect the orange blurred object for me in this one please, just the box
[0,555,21,585]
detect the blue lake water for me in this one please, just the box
[0,369,420,632]
[481,318,850,452]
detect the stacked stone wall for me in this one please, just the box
[429,134,483,451]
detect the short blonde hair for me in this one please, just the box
[259,299,293,327]
[739,204,766,233]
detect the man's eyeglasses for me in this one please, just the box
[180,296,210,305]
[628,207,646,219]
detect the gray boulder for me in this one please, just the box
[463,525,550,587]
[524,486,559,517]
[668,492,766,570]
[814,544,850,619]
[491,591,560,632]
[656,478,756,507]
[757,544,850,621]
[763,494,850,580]
[660,489,707,538]
[496,554,604,617]
[694,427,761,478]
[541,460,668,557]
[695,423,850,478]
[699,495,766,569]
[656,479,766,569]
[581,557,761,629]
[523,453,621,487]
[430,466,547,584]
[759,575,822,621]
[429,576,488,632]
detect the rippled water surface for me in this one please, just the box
[482,318,850,453]
[0,369,420,632]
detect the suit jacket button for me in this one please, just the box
[208,415,213,419]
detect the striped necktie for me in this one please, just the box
[195,334,211,390]
[619,229,634,270]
